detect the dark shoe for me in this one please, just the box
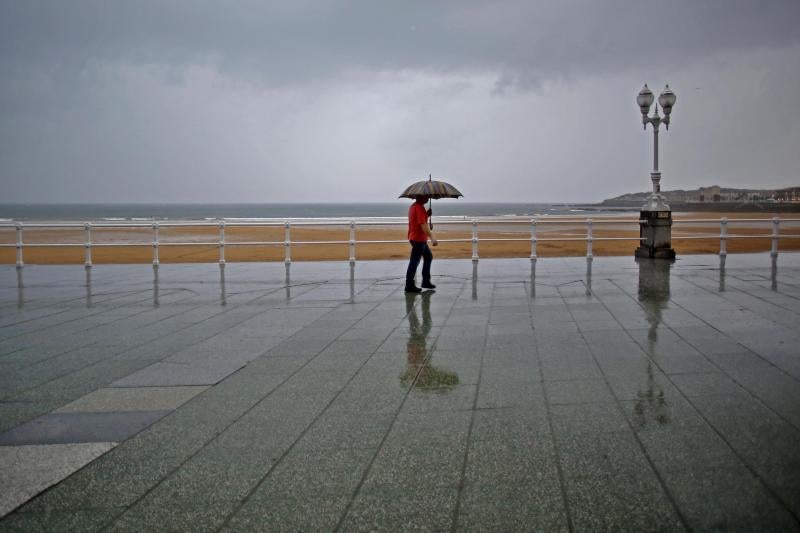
[421,282,436,289]
[405,285,422,293]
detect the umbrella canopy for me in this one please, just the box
[399,175,463,199]
[400,175,462,230]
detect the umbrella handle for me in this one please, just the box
[428,199,433,230]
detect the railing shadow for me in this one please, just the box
[16,268,23,309]
[153,265,159,307]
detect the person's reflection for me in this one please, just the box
[634,258,672,428]
[400,291,459,391]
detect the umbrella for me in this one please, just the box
[399,174,463,229]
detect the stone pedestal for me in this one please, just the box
[635,210,676,259]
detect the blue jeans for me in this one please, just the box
[406,241,432,286]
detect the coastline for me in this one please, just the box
[1,212,797,264]
[591,201,800,213]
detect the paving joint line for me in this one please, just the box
[0,280,153,317]
[555,283,692,532]
[330,284,465,532]
[615,275,800,409]
[531,282,576,533]
[1,281,322,414]
[0,287,161,335]
[692,265,800,317]
[0,290,201,375]
[450,281,494,533]
[214,282,438,532]
[103,279,387,530]
[603,278,800,525]
[0,287,187,345]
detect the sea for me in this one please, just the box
[0,203,636,223]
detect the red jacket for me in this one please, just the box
[408,202,428,242]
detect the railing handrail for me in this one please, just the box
[2,215,798,268]
[5,216,798,229]
[0,216,643,228]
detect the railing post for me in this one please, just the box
[218,220,226,266]
[284,221,291,264]
[349,220,356,264]
[84,222,93,268]
[719,218,727,257]
[15,223,23,269]
[530,218,537,261]
[471,219,479,263]
[152,222,160,267]
[771,217,780,257]
[586,219,593,259]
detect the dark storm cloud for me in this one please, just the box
[2,0,799,88]
[1,1,799,203]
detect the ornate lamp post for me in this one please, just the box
[635,83,677,260]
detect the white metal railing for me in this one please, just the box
[1,216,799,268]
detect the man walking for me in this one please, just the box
[405,195,438,293]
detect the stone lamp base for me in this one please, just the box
[635,210,676,260]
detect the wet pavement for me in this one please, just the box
[0,254,799,531]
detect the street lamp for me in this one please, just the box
[635,83,677,260]
[638,83,676,210]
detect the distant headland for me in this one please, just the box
[597,185,800,212]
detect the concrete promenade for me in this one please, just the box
[1,254,799,531]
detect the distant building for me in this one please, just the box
[670,185,800,203]
[776,187,800,202]
[604,184,800,204]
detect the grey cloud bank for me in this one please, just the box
[1,1,799,203]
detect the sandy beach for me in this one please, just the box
[1,212,797,264]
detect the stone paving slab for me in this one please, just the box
[54,386,208,413]
[109,362,245,387]
[0,254,799,530]
[0,442,116,516]
[0,411,170,445]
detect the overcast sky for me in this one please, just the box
[1,1,799,203]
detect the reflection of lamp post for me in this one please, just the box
[633,258,672,429]
[635,84,677,260]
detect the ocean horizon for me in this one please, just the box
[0,202,636,222]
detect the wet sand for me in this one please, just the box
[1,213,797,264]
